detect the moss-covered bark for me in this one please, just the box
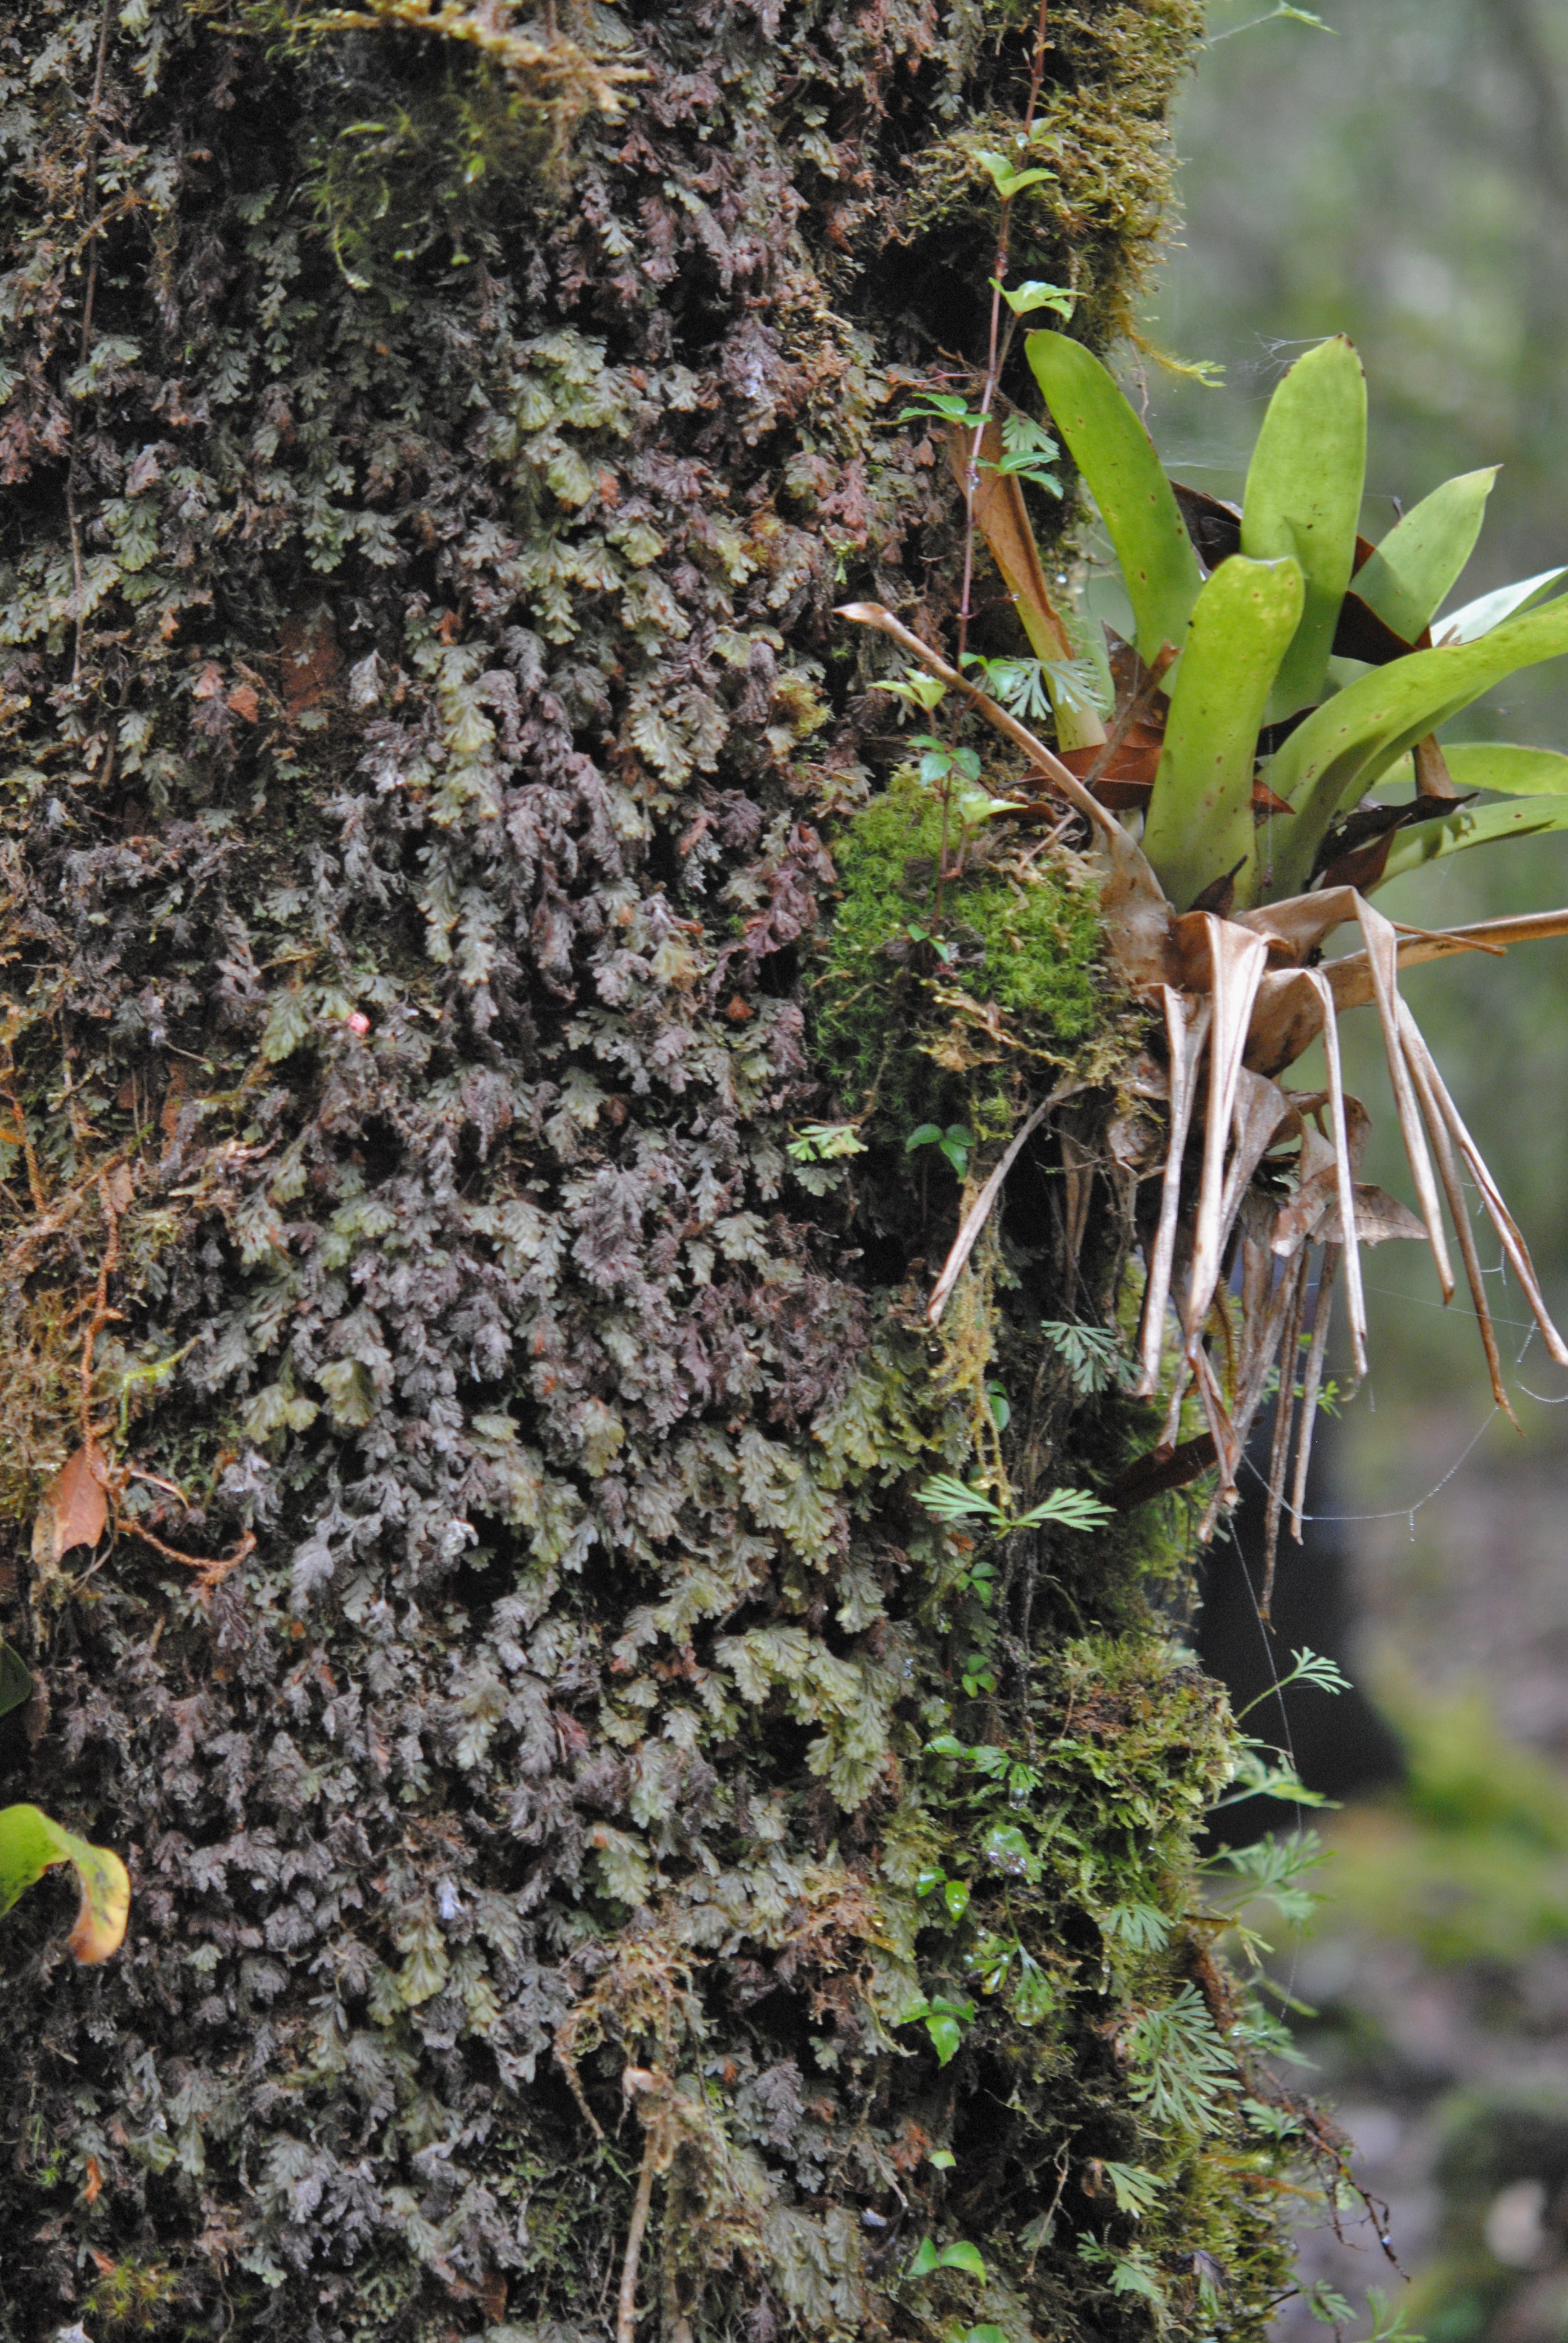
[0,3,1319,2337]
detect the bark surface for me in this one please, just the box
[0,4,1310,2339]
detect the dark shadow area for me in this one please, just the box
[1197,1425,1405,1838]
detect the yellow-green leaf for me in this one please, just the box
[1378,797,1568,886]
[0,1803,130,1963]
[1025,330,1203,667]
[1261,592,1568,899]
[1354,467,1497,643]
[1241,336,1366,717]
[1143,555,1303,911]
[1440,742,1568,797]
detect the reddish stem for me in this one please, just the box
[955,0,1054,666]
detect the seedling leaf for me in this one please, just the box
[993,278,1077,320]
[1013,1486,1114,1532]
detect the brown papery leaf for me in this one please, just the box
[1319,1185,1428,1245]
[1303,969,1368,1381]
[1182,917,1270,1351]
[1287,1246,1340,1547]
[1171,480,1241,572]
[1402,1020,1514,1421]
[34,1446,109,1567]
[1330,591,1417,667]
[946,422,1079,667]
[1359,894,1454,1301]
[1134,988,1212,1395]
[1413,734,1460,801]
[1399,1003,1568,1371]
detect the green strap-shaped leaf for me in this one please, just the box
[1241,336,1366,717]
[1025,330,1203,667]
[1442,742,1568,796]
[0,1803,129,1963]
[1353,468,1497,643]
[1379,798,1568,888]
[1433,566,1568,645]
[1259,594,1568,899]
[1142,555,1303,912]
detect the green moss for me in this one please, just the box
[904,0,1206,351]
[83,2256,181,2336]
[814,773,1104,1127]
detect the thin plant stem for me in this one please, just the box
[67,0,114,688]
[956,0,1053,666]
[616,2121,659,2343]
[938,0,1052,917]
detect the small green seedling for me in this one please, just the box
[906,1124,974,1178]
[909,2234,988,2279]
[992,277,1077,321]
[786,1122,867,1163]
[917,1474,1112,1534]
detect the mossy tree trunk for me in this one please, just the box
[0,4,1309,2338]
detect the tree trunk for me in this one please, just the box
[0,2,1307,2337]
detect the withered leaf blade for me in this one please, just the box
[1135,988,1211,1395]
[1399,1004,1568,1371]
[1358,893,1454,1301]
[1171,480,1242,572]
[1244,965,1325,1078]
[1057,738,1163,807]
[1182,917,1270,1350]
[1261,1248,1312,1610]
[1339,906,1568,1006]
[33,1446,109,1566]
[1331,590,1416,667]
[1218,1067,1294,1236]
[1288,1245,1339,1544]
[927,1096,1055,1326]
[946,421,1079,668]
[1237,882,1365,968]
[1413,733,1459,800]
[1402,1015,1514,1421]
[1313,1184,1429,1246]
[1313,796,1463,894]
[1304,969,1368,1381]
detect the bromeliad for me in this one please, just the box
[844,335,1568,1579]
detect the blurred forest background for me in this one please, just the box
[1142,3,1568,2335]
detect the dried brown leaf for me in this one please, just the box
[1183,917,1270,1351]
[1399,1004,1568,1370]
[1135,988,1210,1395]
[33,1445,109,1567]
[1359,894,1454,1300]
